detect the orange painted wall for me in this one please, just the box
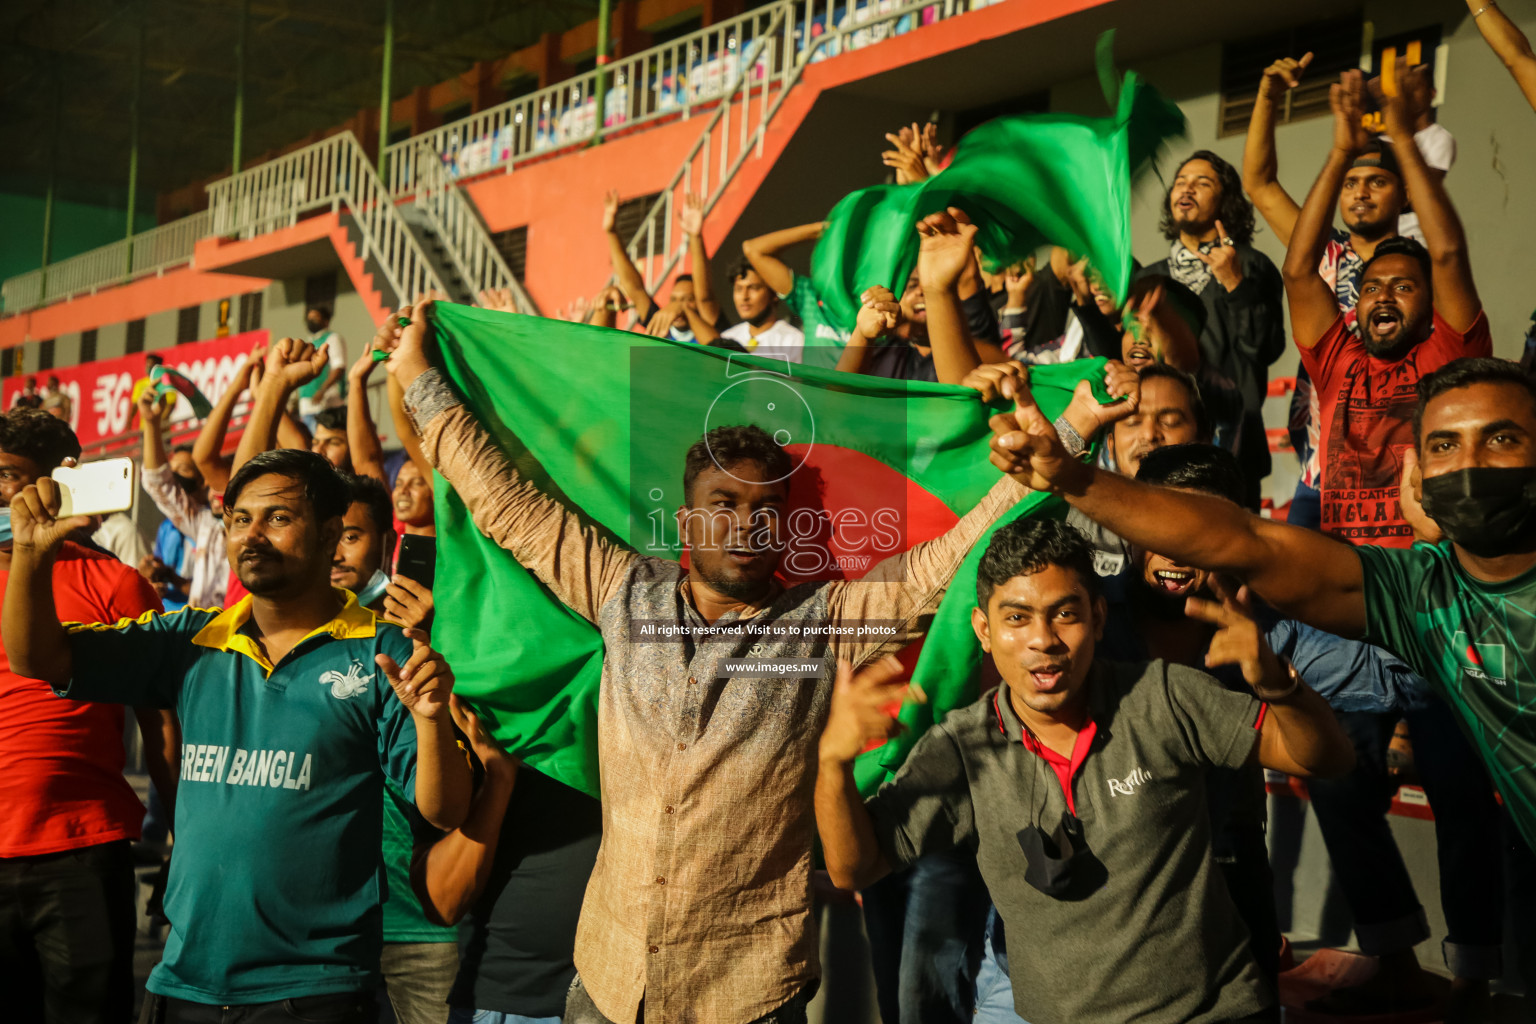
[0,264,269,350]
[463,115,709,312]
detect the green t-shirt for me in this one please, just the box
[1358,541,1536,848]
[783,273,852,370]
[61,593,420,1003]
[381,778,457,943]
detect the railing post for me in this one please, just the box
[125,8,143,279]
[378,0,395,175]
[590,0,612,147]
[233,0,247,173]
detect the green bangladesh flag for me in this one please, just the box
[807,44,1185,355]
[428,301,1106,797]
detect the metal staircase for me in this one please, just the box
[205,131,450,312]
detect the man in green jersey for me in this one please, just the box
[3,447,472,1023]
[987,355,1536,1009]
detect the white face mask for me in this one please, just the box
[356,568,390,606]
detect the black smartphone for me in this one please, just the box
[395,534,436,590]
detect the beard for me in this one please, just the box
[1362,313,1428,357]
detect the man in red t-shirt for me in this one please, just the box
[1283,69,1490,548]
[0,409,176,1023]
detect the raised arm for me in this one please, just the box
[833,286,899,375]
[3,480,91,686]
[916,208,982,384]
[377,627,472,831]
[412,696,519,925]
[1466,0,1536,111]
[1284,73,1368,349]
[815,658,908,891]
[346,342,387,484]
[603,189,656,324]
[232,338,327,478]
[741,221,827,298]
[382,302,635,623]
[988,387,1367,637]
[679,193,721,327]
[193,347,262,494]
[1373,65,1481,331]
[1242,54,1313,245]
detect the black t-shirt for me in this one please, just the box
[449,767,602,1016]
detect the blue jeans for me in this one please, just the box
[859,847,990,1024]
[972,910,1028,1024]
[446,1009,559,1024]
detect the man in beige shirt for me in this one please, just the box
[383,303,1054,1024]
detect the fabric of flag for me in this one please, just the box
[426,301,1107,798]
[149,364,213,419]
[807,41,1185,350]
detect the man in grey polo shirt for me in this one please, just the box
[815,518,1354,1024]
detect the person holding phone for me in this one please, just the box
[0,409,179,1024]
[3,447,472,1023]
[141,390,227,610]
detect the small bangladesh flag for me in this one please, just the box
[426,301,1106,799]
[149,364,213,419]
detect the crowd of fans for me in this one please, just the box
[4,6,1536,1024]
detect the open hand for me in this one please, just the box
[10,478,93,559]
[377,626,454,721]
[1329,70,1371,154]
[1004,257,1035,307]
[601,188,620,234]
[882,124,929,184]
[476,287,519,314]
[916,207,979,294]
[818,656,923,764]
[1367,60,1421,141]
[678,192,706,237]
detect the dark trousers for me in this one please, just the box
[138,992,376,1023]
[1308,703,1505,973]
[859,846,992,1024]
[0,838,138,1024]
[1505,809,1536,1020]
[1217,822,1281,982]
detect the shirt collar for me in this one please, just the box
[991,671,1102,764]
[192,588,377,673]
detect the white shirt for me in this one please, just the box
[92,513,150,567]
[141,463,228,609]
[720,319,806,362]
[297,329,348,417]
[1390,123,1456,243]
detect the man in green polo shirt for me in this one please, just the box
[815,518,1354,1024]
[3,448,472,1023]
[986,354,1536,1006]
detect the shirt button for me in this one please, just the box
[649,945,660,954]
[676,743,686,751]
[687,676,698,685]
[664,805,674,814]
[655,876,666,885]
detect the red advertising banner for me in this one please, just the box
[5,329,270,448]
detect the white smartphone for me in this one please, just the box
[54,458,136,518]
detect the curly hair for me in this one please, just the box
[1159,150,1256,246]
[683,424,793,504]
[976,518,1099,608]
[0,408,81,473]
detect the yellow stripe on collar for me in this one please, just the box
[192,589,378,672]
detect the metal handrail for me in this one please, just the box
[205,131,447,308]
[383,2,795,197]
[623,0,980,297]
[410,154,540,314]
[2,211,212,314]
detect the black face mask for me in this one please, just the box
[1017,813,1106,899]
[1420,466,1536,559]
